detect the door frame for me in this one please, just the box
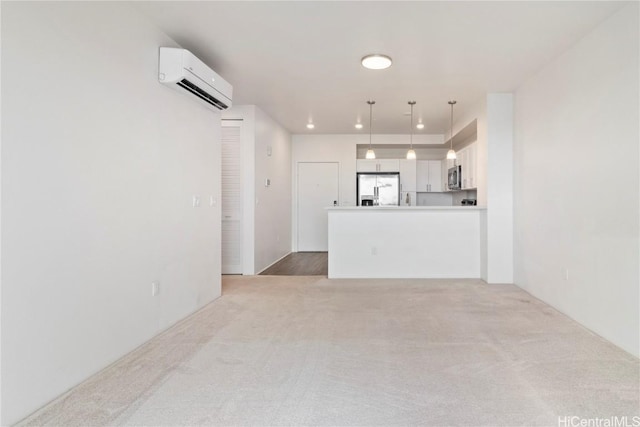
[295,161,340,252]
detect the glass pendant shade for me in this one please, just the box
[365,100,376,160]
[447,100,457,161]
[407,101,417,161]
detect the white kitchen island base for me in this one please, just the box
[327,206,486,279]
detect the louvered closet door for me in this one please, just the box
[221,120,242,274]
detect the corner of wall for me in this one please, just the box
[512,4,639,356]
[252,107,292,273]
[486,93,514,284]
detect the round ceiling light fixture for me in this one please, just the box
[361,54,392,70]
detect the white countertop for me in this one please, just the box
[326,206,486,211]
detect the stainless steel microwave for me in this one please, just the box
[448,165,461,190]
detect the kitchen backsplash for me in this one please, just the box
[416,190,478,206]
[452,190,477,205]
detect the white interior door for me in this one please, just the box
[297,162,339,252]
[221,120,242,274]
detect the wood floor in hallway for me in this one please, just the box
[18,276,640,426]
[260,252,328,276]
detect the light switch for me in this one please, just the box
[193,195,201,207]
[209,196,216,207]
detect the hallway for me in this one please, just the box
[20,276,640,426]
[260,252,328,276]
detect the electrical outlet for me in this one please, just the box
[151,281,160,296]
[193,195,201,207]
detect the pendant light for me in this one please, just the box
[446,100,457,160]
[406,101,417,160]
[365,100,376,159]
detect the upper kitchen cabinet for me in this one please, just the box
[399,159,417,192]
[416,160,442,192]
[357,159,400,173]
[465,144,477,189]
[456,143,477,189]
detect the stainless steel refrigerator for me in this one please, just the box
[357,172,400,206]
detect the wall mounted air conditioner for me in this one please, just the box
[158,47,233,111]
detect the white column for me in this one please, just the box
[486,94,514,283]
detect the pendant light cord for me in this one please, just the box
[367,100,375,150]
[409,101,416,149]
[449,100,456,150]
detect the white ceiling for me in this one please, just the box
[134,1,625,134]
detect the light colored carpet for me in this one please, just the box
[19,276,640,426]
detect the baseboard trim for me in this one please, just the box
[255,251,292,275]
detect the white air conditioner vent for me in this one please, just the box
[159,47,232,111]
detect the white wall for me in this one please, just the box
[0,3,3,421]
[1,2,223,424]
[254,108,292,273]
[513,4,639,357]
[223,106,292,274]
[486,94,514,284]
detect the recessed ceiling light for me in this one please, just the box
[361,54,392,70]
[306,123,315,129]
[416,123,425,129]
[355,123,363,129]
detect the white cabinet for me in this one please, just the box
[428,161,442,192]
[458,149,468,189]
[378,159,400,172]
[356,159,377,172]
[416,160,442,192]
[356,159,399,172]
[399,159,416,192]
[456,143,477,189]
[400,191,417,206]
[466,144,477,189]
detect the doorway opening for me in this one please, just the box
[257,161,339,276]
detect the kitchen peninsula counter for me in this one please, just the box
[327,206,486,279]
